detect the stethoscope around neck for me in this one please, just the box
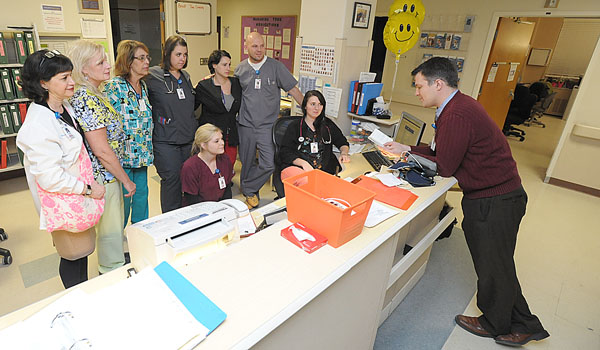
[297,118,332,147]
[162,70,195,95]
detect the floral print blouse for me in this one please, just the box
[103,77,153,168]
[70,86,125,184]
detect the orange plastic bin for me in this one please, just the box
[283,170,376,248]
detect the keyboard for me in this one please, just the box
[362,150,394,171]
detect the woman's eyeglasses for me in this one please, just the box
[133,55,151,62]
[39,50,62,67]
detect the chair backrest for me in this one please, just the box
[509,84,537,120]
[541,92,557,110]
[272,116,302,147]
[529,81,549,100]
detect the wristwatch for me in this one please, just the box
[84,184,92,196]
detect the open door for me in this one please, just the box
[477,17,535,129]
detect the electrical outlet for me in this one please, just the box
[199,58,208,65]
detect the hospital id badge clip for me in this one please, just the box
[254,78,261,89]
[310,142,319,153]
[218,176,227,189]
[177,88,186,99]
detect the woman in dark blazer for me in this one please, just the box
[194,50,241,168]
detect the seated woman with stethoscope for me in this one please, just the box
[279,90,350,181]
[180,123,234,206]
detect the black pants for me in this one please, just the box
[59,257,88,289]
[461,186,546,336]
[153,142,192,213]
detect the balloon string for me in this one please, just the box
[389,58,399,105]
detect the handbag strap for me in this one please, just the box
[77,144,95,184]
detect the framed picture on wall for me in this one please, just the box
[352,2,371,29]
[78,0,103,15]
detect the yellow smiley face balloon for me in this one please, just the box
[388,0,426,25]
[383,12,421,59]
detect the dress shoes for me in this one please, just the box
[454,315,494,338]
[495,330,550,347]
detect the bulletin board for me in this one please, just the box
[241,16,296,72]
[176,1,211,35]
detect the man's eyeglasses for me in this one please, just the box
[133,55,151,62]
[39,50,62,67]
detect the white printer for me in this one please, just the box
[127,200,248,271]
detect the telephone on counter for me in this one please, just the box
[220,198,249,218]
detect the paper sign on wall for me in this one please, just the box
[486,64,498,83]
[507,63,519,82]
[41,4,65,32]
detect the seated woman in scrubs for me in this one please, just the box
[180,124,234,206]
[279,90,350,181]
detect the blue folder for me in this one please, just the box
[154,261,227,334]
[356,83,383,115]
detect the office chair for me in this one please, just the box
[272,115,302,199]
[503,84,536,142]
[0,228,13,266]
[525,91,556,128]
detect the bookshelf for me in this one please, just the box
[0,26,39,176]
[416,14,472,77]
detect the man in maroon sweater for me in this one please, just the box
[384,57,549,347]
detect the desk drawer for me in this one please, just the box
[406,195,446,247]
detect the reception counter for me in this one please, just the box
[0,154,457,349]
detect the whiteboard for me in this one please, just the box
[176,1,211,35]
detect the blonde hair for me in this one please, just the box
[114,40,149,79]
[68,40,108,96]
[191,124,222,155]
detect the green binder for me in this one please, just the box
[0,105,14,134]
[0,78,6,100]
[14,32,27,64]
[11,68,25,99]
[0,32,8,64]
[0,69,14,100]
[24,32,36,55]
[8,104,21,132]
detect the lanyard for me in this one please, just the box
[297,118,331,144]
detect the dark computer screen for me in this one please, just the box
[395,112,426,146]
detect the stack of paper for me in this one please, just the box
[0,262,227,349]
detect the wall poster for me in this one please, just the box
[299,45,335,77]
[241,16,296,72]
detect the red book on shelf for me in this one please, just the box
[1,140,7,169]
[18,103,27,123]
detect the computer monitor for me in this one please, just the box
[395,112,426,146]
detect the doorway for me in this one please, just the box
[477,13,600,180]
[109,0,163,67]
[369,17,388,83]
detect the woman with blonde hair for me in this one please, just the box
[68,40,136,274]
[180,124,234,206]
[104,40,153,226]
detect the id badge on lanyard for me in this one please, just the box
[177,88,186,99]
[139,98,148,111]
[216,169,226,189]
[310,142,319,154]
[254,69,261,90]
[430,123,437,151]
